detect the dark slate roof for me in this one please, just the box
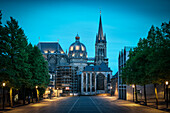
[83,62,112,72]
[37,42,64,54]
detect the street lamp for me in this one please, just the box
[2,82,6,109]
[132,84,135,102]
[35,86,38,102]
[36,86,38,89]
[2,82,6,110]
[49,87,51,99]
[165,81,169,110]
[57,88,58,97]
[110,86,112,96]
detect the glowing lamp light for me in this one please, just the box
[165,81,169,85]
[51,51,54,53]
[50,87,51,89]
[132,84,135,88]
[110,86,112,89]
[36,86,38,89]
[61,51,64,54]
[65,87,69,90]
[44,51,47,53]
[80,53,83,57]
[2,82,5,87]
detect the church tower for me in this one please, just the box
[95,12,108,66]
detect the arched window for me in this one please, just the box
[107,74,110,83]
[97,73,105,90]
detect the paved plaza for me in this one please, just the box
[2,96,168,113]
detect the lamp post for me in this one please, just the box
[110,86,112,96]
[165,81,169,110]
[2,82,6,110]
[49,87,51,99]
[57,88,58,97]
[35,86,38,102]
[132,84,135,102]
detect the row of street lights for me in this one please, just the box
[131,81,169,110]
[1,83,39,110]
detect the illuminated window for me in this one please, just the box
[72,53,75,57]
[86,55,88,58]
[61,51,64,54]
[80,53,83,57]
[70,46,73,51]
[44,51,48,53]
[102,37,104,40]
[51,51,54,53]
[76,46,79,50]
[81,45,85,51]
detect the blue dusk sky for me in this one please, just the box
[0,0,170,74]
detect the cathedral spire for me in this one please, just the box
[98,11,103,39]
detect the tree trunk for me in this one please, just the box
[144,84,147,105]
[32,91,34,103]
[135,84,138,103]
[164,83,165,99]
[154,84,159,109]
[28,89,30,104]
[169,88,170,102]
[23,86,25,105]
[10,87,13,107]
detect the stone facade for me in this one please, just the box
[111,72,118,96]
[81,63,112,95]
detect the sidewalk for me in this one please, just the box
[137,98,170,112]
[108,96,170,112]
[0,97,62,113]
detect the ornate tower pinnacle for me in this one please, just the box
[95,12,108,66]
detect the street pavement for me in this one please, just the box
[2,96,168,113]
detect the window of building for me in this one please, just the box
[61,51,64,54]
[70,46,73,51]
[76,46,79,50]
[44,50,48,53]
[72,53,75,57]
[80,53,83,57]
[51,51,54,53]
[81,45,85,51]
[107,74,110,83]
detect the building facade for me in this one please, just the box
[118,46,133,99]
[81,62,112,95]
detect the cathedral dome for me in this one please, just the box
[68,34,87,59]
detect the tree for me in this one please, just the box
[0,12,50,106]
[122,22,170,107]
